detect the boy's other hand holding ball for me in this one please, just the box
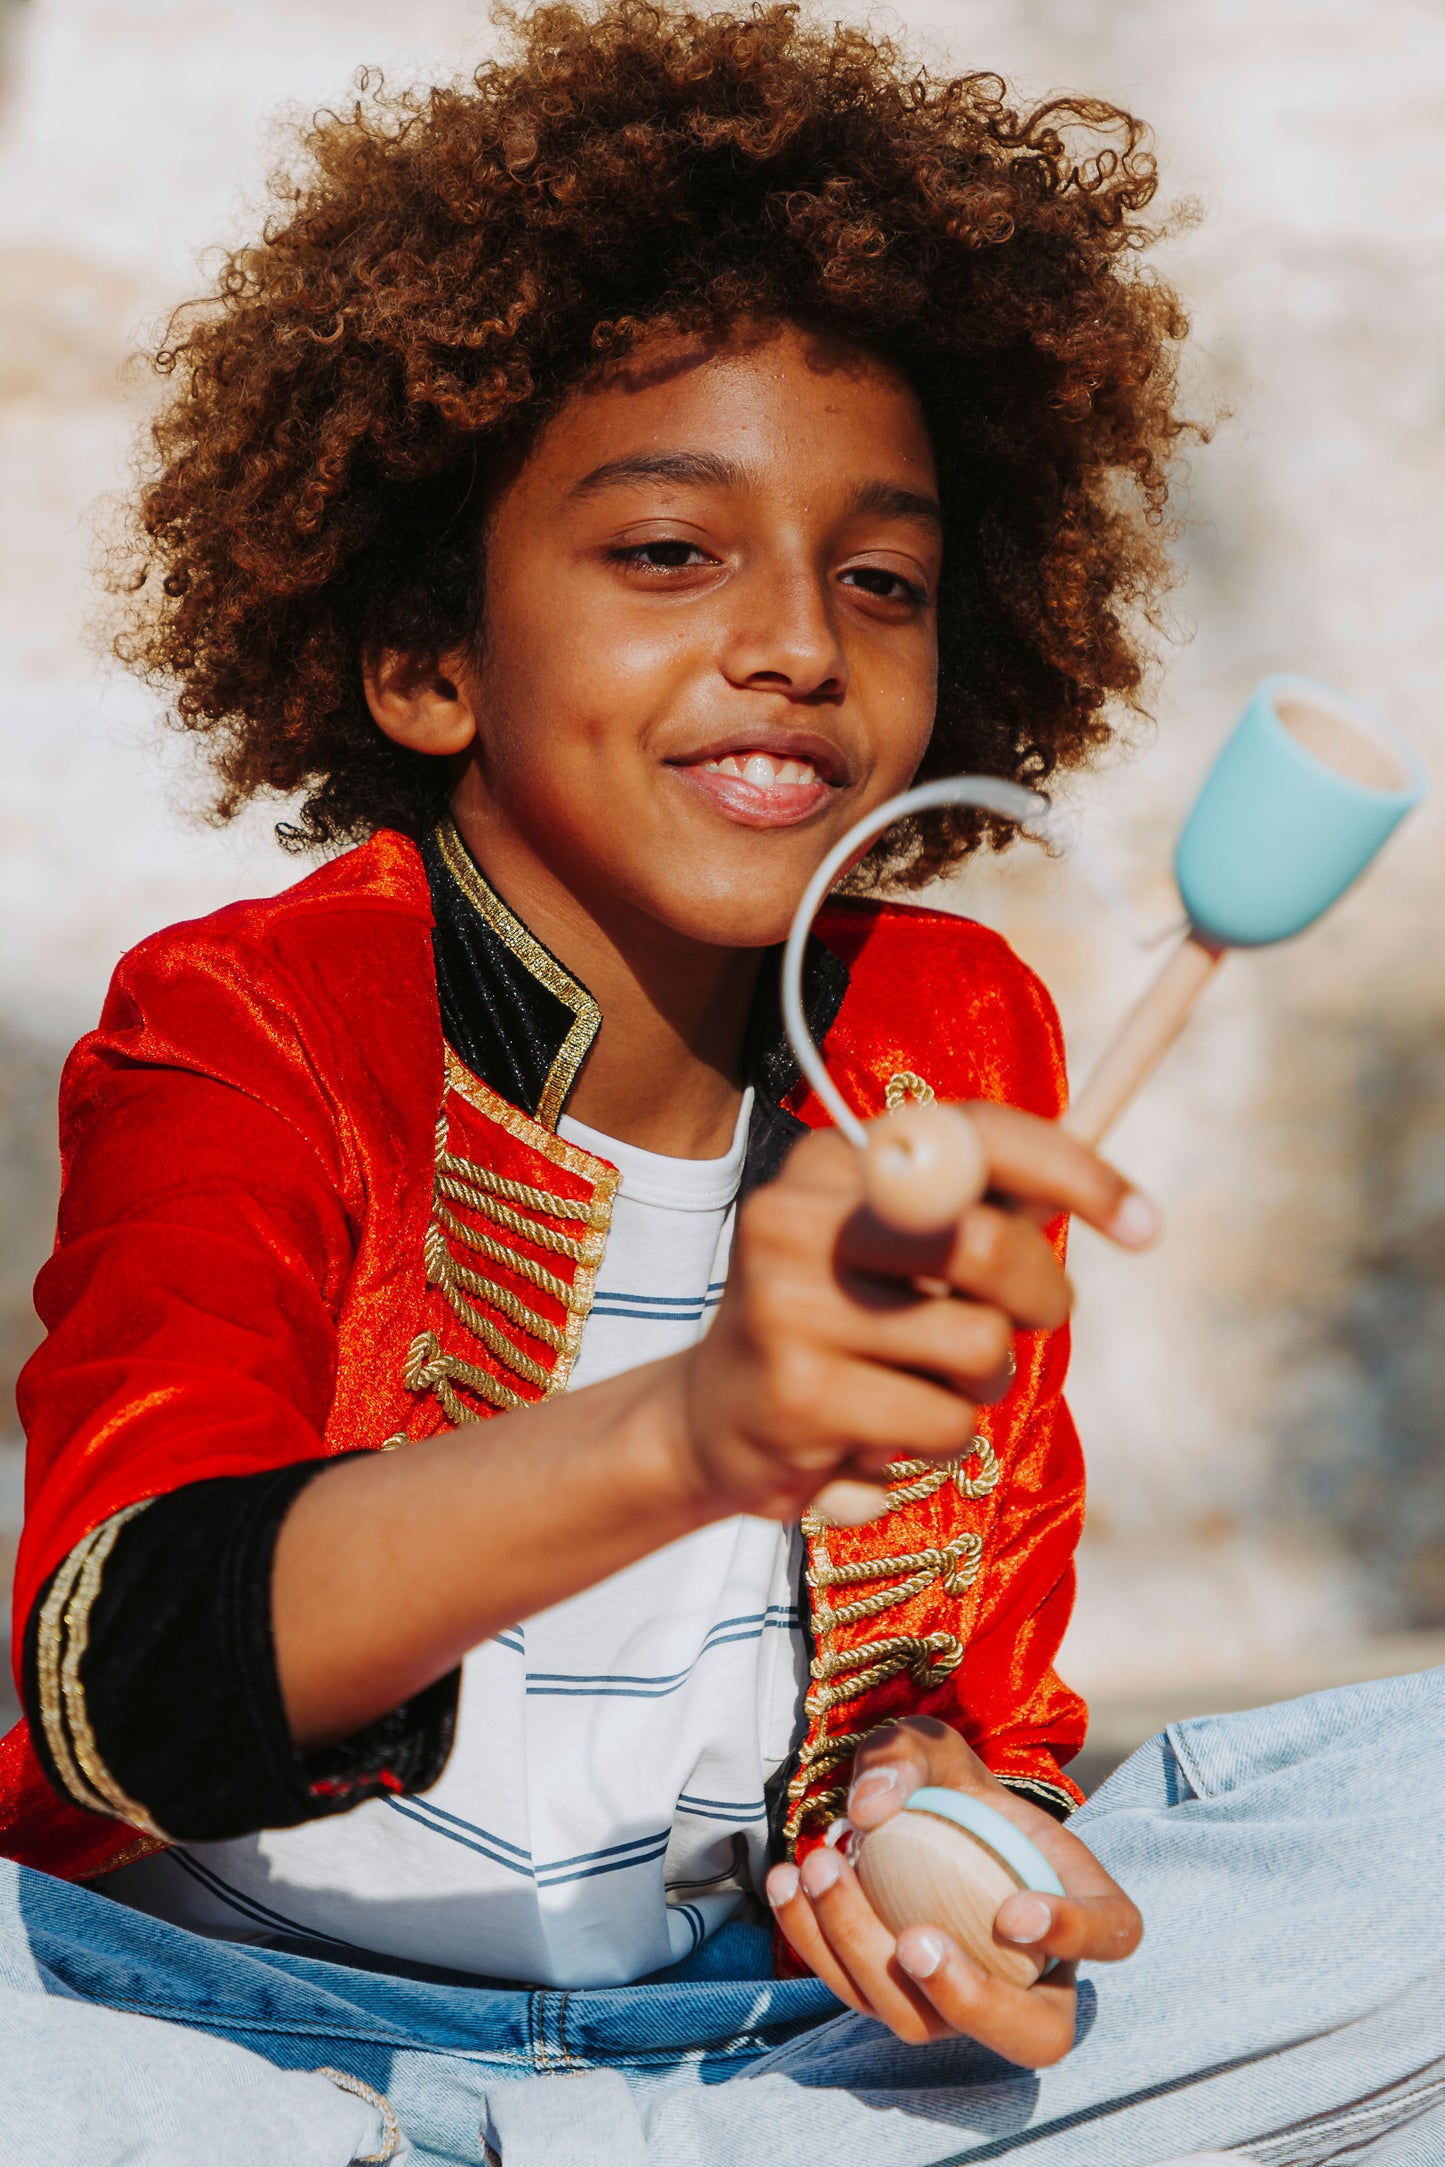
[767,1714,1143,2064]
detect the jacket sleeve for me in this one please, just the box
[13,932,457,1844]
[955,1316,1087,1816]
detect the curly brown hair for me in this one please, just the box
[116,0,1191,880]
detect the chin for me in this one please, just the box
[644,870,800,952]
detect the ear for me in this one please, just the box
[363,645,479,757]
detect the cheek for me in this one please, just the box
[482,575,695,773]
[858,634,938,785]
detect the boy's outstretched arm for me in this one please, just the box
[273,1110,1155,1746]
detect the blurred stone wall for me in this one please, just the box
[1,0,1442,1741]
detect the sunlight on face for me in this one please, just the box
[455,320,941,954]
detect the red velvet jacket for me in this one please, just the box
[1,828,1085,1883]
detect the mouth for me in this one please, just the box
[668,736,846,830]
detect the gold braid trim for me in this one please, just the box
[36,1535,105,1816]
[36,1502,170,1837]
[785,1499,976,1843]
[884,1436,1000,1507]
[426,1232,569,1354]
[809,1630,965,1702]
[432,1199,582,1308]
[435,1147,607,1227]
[786,1630,965,1842]
[405,1329,525,1418]
[404,1080,619,1428]
[809,1533,982,1633]
[436,1166,596,1262]
[884,1070,936,1109]
[435,819,601,1132]
[424,1225,556,1387]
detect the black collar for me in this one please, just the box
[421,818,847,1193]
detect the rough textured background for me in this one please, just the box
[2,0,1442,1758]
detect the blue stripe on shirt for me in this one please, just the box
[675,1792,767,1823]
[379,1800,672,1888]
[524,1608,799,1697]
[166,1850,368,1950]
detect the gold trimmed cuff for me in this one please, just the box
[35,1503,171,1839]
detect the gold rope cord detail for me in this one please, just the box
[405,1329,525,1418]
[426,1232,569,1353]
[436,1151,608,1233]
[435,1169,595,1262]
[425,1226,557,1387]
[785,1630,965,1842]
[885,1070,936,1109]
[407,1068,619,1420]
[433,1200,582,1307]
[885,1436,1001,1506]
[785,1492,982,1844]
[435,820,601,1131]
[808,1533,982,1633]
[809,1630,964,1702]
[37,1502,169,1835]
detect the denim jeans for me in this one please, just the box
[7,1669,1445,2166]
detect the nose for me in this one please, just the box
[719,563,848,703]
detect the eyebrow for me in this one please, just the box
[570,452,943,531]
[570,451,744,498]
[844,479,944,533]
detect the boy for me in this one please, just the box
[14,9,1445,2164]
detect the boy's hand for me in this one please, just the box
[676,1102,1158,1522]
[765,1716,1142,2064]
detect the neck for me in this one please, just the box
[450,800,763,1159]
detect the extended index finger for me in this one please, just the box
[963,1103,1161,1246]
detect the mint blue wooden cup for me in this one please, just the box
[1175,675,1427,949]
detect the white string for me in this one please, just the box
[781,776,1048,1148]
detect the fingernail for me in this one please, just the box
[999,1895,1053,1945]
[823,1816,859,1859]
[848,1767,901,1814]
[766,1864,799,1909]
[896,1929,945,1980]
[800,1847,842,1897]
[1109,1190,1162,1249]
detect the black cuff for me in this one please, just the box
[994,1774,1077,1822]
[22,1459,458,1842]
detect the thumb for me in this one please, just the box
[994,1888,1143,1966]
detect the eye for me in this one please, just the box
[610,540,714,572]
[841,565,928,606]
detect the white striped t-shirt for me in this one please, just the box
[104,1088,811,1987]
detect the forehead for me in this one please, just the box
[517,321,937,497]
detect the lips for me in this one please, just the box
[670,741,842,829]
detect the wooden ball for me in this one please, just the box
[855,1799,1056,1990]
[862,1102,987,1234]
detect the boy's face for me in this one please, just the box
[453,320,942,951]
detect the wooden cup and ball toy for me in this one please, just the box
[850,1786,1065,1988]
[780,677,1426,1956]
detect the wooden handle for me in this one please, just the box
[1063,931,1225,1147]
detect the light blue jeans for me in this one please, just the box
[7,1670,1445,2167]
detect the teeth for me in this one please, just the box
[701,753,821,788]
